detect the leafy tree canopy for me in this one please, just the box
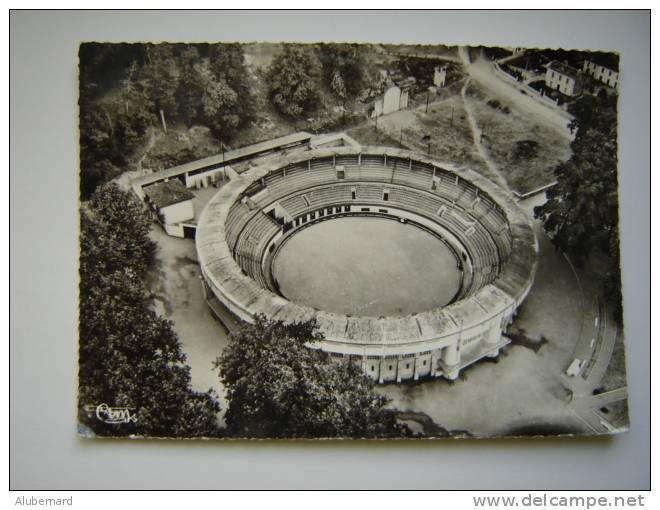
[534,94,622,320]
[215,315,410,439]
[79,43,255,199]
[267,45,321,117]
[318,43,365,99]
[79,184,221,437]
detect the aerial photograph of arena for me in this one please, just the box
[78,41,627,439]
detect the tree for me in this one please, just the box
[567,94,617,138]
[330,70,347,99]
[87,182,156,273]
[78,184,221,437]
[267,45,321,117]
[215,315,410,438]
[78,43,254,199]
[534,94,622,320]
[174,46,249,140]
[319,43,365,99]
[208,43,255,127]
[141,43,180,131]
[176,46,204,127]
[196,61,241,138]
[79,47,155,200]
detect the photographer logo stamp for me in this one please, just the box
[95,403,137,424]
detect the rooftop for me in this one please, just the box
[132,131,313,188]
[547,60,580,80]
[143,180,194,209]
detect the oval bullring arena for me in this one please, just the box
[196,146,538,383]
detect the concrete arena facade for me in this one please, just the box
[196,146,538,383]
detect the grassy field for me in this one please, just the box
[346,123,404,148]
[142,124,224,172]
[366,88,491,177]
[463,81,572,195]
[596,399,629,431]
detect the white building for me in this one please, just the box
[433,66,447,88]
[583,59,619,89]
[545,61,584,97]
[143,180,196,238]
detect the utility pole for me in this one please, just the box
[399,128,403,147]
[450,105,454,127]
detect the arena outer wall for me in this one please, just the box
[195,146,538,383]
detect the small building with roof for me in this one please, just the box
[372,75,416,118]
[583,54,619,89]
[433,65,448,88]
[131,131,313,196]
[544,61,584,97]
[143,180,195,238]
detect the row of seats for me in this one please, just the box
[309,185,353,206]
[469,199,513,257]
[356,184,383,201]
[234,183,505,295]
[280,195,308,217]
[230,158,512,290]
[392,163,433,189]
[255,155,497,216]
[233,213,280,287]
[225,202,255,248]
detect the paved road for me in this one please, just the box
[570,387,628,435]
[518,193,626,435]
[458,46,574,140]
[591,387,628,407]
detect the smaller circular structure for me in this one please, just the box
[272,216,462,316]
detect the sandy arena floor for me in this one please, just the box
[273,217,462,317]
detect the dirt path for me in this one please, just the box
[460,78,510,190]
[136,126,160,172]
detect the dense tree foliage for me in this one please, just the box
[215,315,410,438]
[79,43,254,199]
[534,94,622,320]
[208,43,255,129]
[79,70,155,198]
[396,57,442,89]
[141,44,180,128]
[79,183,221,437]
[318,43,365,99]
[267,45,321,117]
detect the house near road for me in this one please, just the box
[583,56,619,89]
[544,60,585,97]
